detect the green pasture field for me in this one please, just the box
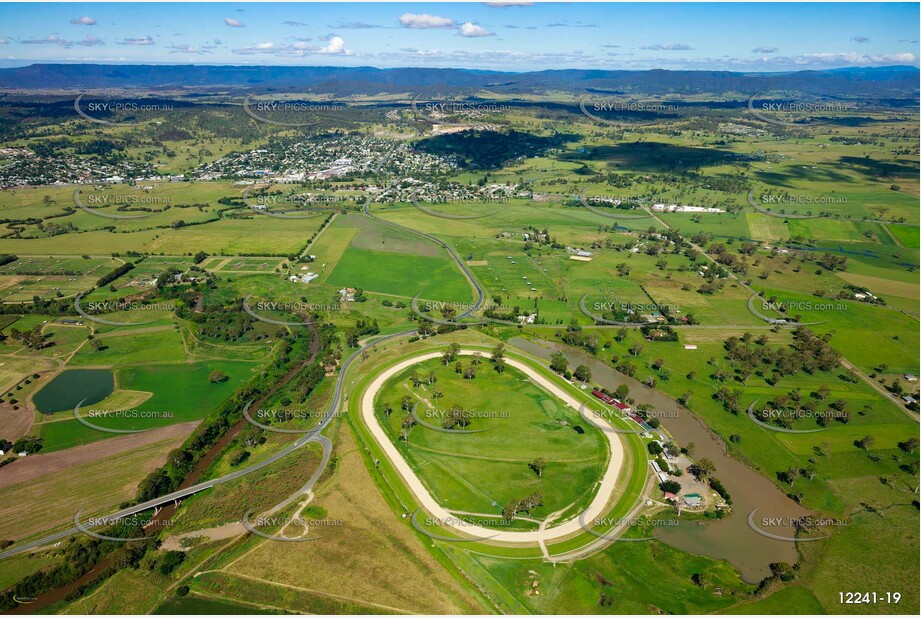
[465,535,754,615]
[371,199,659,246]
[887,223,921,248]
[0,256,119,276]
[750,184,919,224]
[374,357,607,518]
[797,475,920,614]
[141,215,325,255]
[0,213,323,257]
[327,247,472,303]
[659,212,753,240]
[0,255,123,302]
[754,286,919,375]
[718,586,825,615]
[128,255,196,276]
[33,359,257,451]
[69,325,187,366]
[153,594,273,615]
[206,256,285,273]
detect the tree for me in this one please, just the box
[494,357,506,374]
[550,352,568,374]
[502,500,520,522]
[898,438,919,454]
[629,342,643,356]
[442,347,456,365]
[529,457,546,477]
[647,441,663,456]
[208,370,227,383]
[769,562,796,582]
[470,352,482,366]
[492,343,506,362]
[784,466,801,486]
[401,395,413,411]
[659,479,681,494]
[692,457,715,480]
[573,365,592,382]
[856,434,876,451]
[614,384,629,400]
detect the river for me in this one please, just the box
[510,336,809,583]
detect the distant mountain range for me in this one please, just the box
[0,63,917,97]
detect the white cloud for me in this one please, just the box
[78,36,104,47]
[399,13,455,29]
[22,34,103,47]
[790,51,915,65]
[70,16,97,26]
[320,36,347,54]
[224,18,246,28]
[485,2,534,6]
[640,42,693,51]
[168,43,212,55]
[0,39,8,45]
[851,35,869,44]
[117,36,154,46]
[459,23,494,37]
[332,21,384,29]
[751,46,778,53]
[232,36,349,57]
[546,21,597,28]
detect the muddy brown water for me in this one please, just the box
[510,336,808,583]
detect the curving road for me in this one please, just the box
[360,349,628,544]
[0,329,413,561]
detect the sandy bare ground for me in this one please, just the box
[0,421,199,489]
[361,350,626,544]
[161,521,245,551]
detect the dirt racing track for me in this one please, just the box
[357,348,645,547]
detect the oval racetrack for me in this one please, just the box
[360,349,627,544]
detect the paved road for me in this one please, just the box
[360,349,629,544]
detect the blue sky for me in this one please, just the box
[0,2,917,71]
